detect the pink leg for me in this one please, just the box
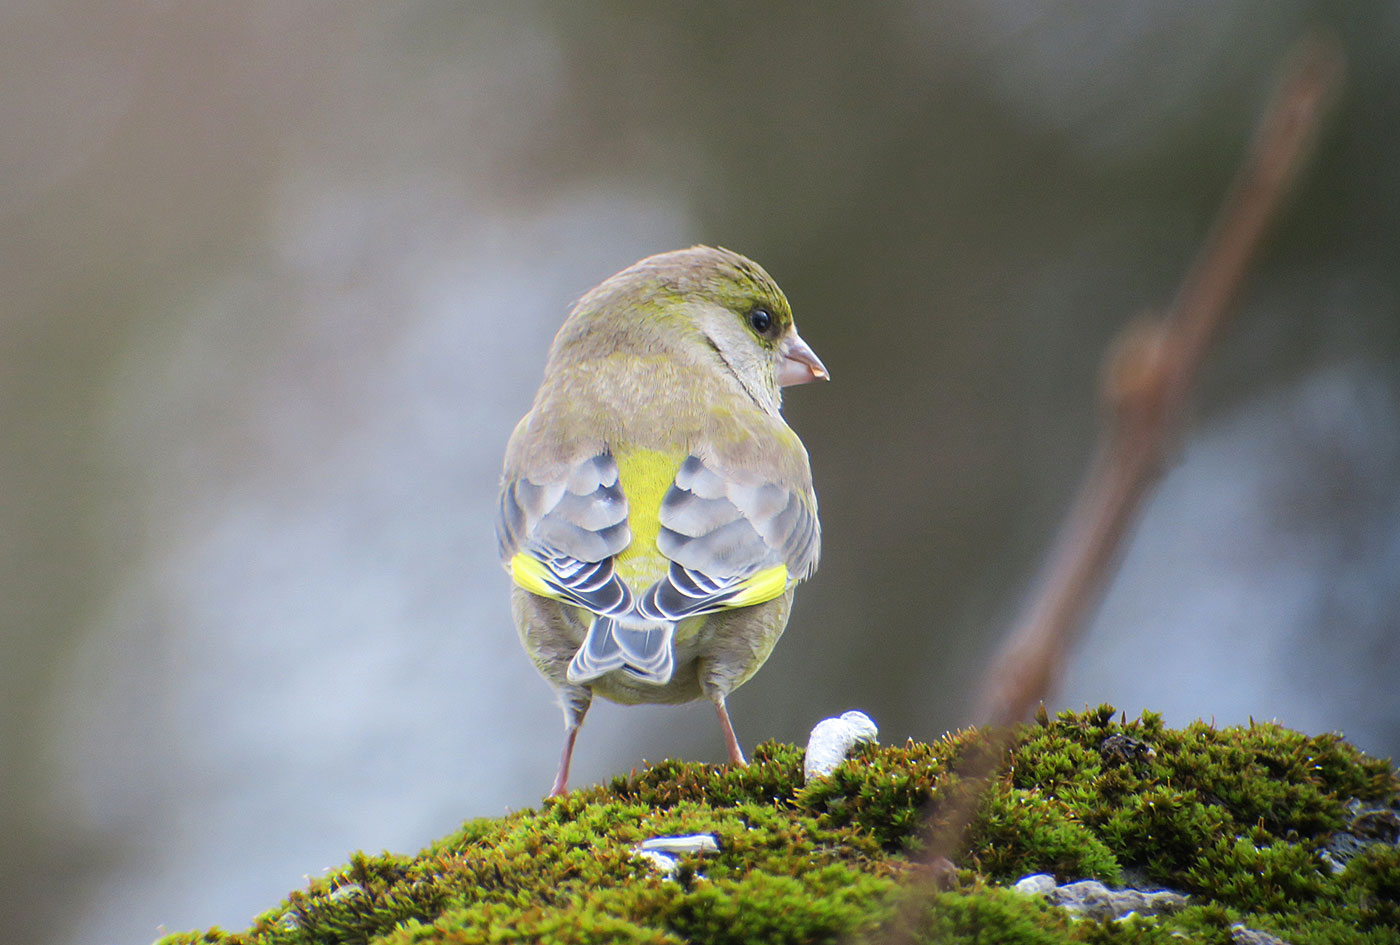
[714,699,747,766]
[547,724,580,798]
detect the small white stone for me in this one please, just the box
[1050,880,1187,920]
[1230,924,1291,945]
[803,710,879,781]
[632,833,721,878]
[637,834,721,856]
[328,883,367,901]
[1014,874,1058,897]
[633,849,682,876]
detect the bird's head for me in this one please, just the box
[561,246,827,415]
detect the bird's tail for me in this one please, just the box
[566,615,675,685]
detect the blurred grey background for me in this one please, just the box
[3,2,1397,943]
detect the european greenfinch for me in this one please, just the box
[497,246,827,797]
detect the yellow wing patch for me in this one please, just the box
[725,563,790,607]
[510,552,560,599]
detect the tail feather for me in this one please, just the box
[565,616,622,682]
[610,620,675,682]
[566,616,676,685]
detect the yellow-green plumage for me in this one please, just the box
[496,246,827,797]
[611,445,684,587]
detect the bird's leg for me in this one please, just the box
[548,724,579,798]
[713,697,747,766]
[548,687,591,798]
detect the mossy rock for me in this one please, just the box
[158,707,1400,945]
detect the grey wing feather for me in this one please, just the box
[660,455,819,578]
[497,452,634,615]
[639,454,820,621]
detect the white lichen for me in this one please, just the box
[803,710,879,781]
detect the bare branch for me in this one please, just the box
[873,36,1343,944]
[974,35,1343,729]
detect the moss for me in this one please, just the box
[967,781,1123,884]
[892,882,1081,945]
[157,708,1399,945]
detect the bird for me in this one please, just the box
[496,245,827,797]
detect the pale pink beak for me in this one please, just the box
[778,329,829,387]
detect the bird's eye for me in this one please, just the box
[749,306,773,335]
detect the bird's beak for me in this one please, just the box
[778,329,829,387]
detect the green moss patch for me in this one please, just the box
[157,708,1399,945]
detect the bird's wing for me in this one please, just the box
[639,454,820,620]
[497,452,634,615]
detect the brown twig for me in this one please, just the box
[876,35,1343,943]
[974,35,1342,729]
